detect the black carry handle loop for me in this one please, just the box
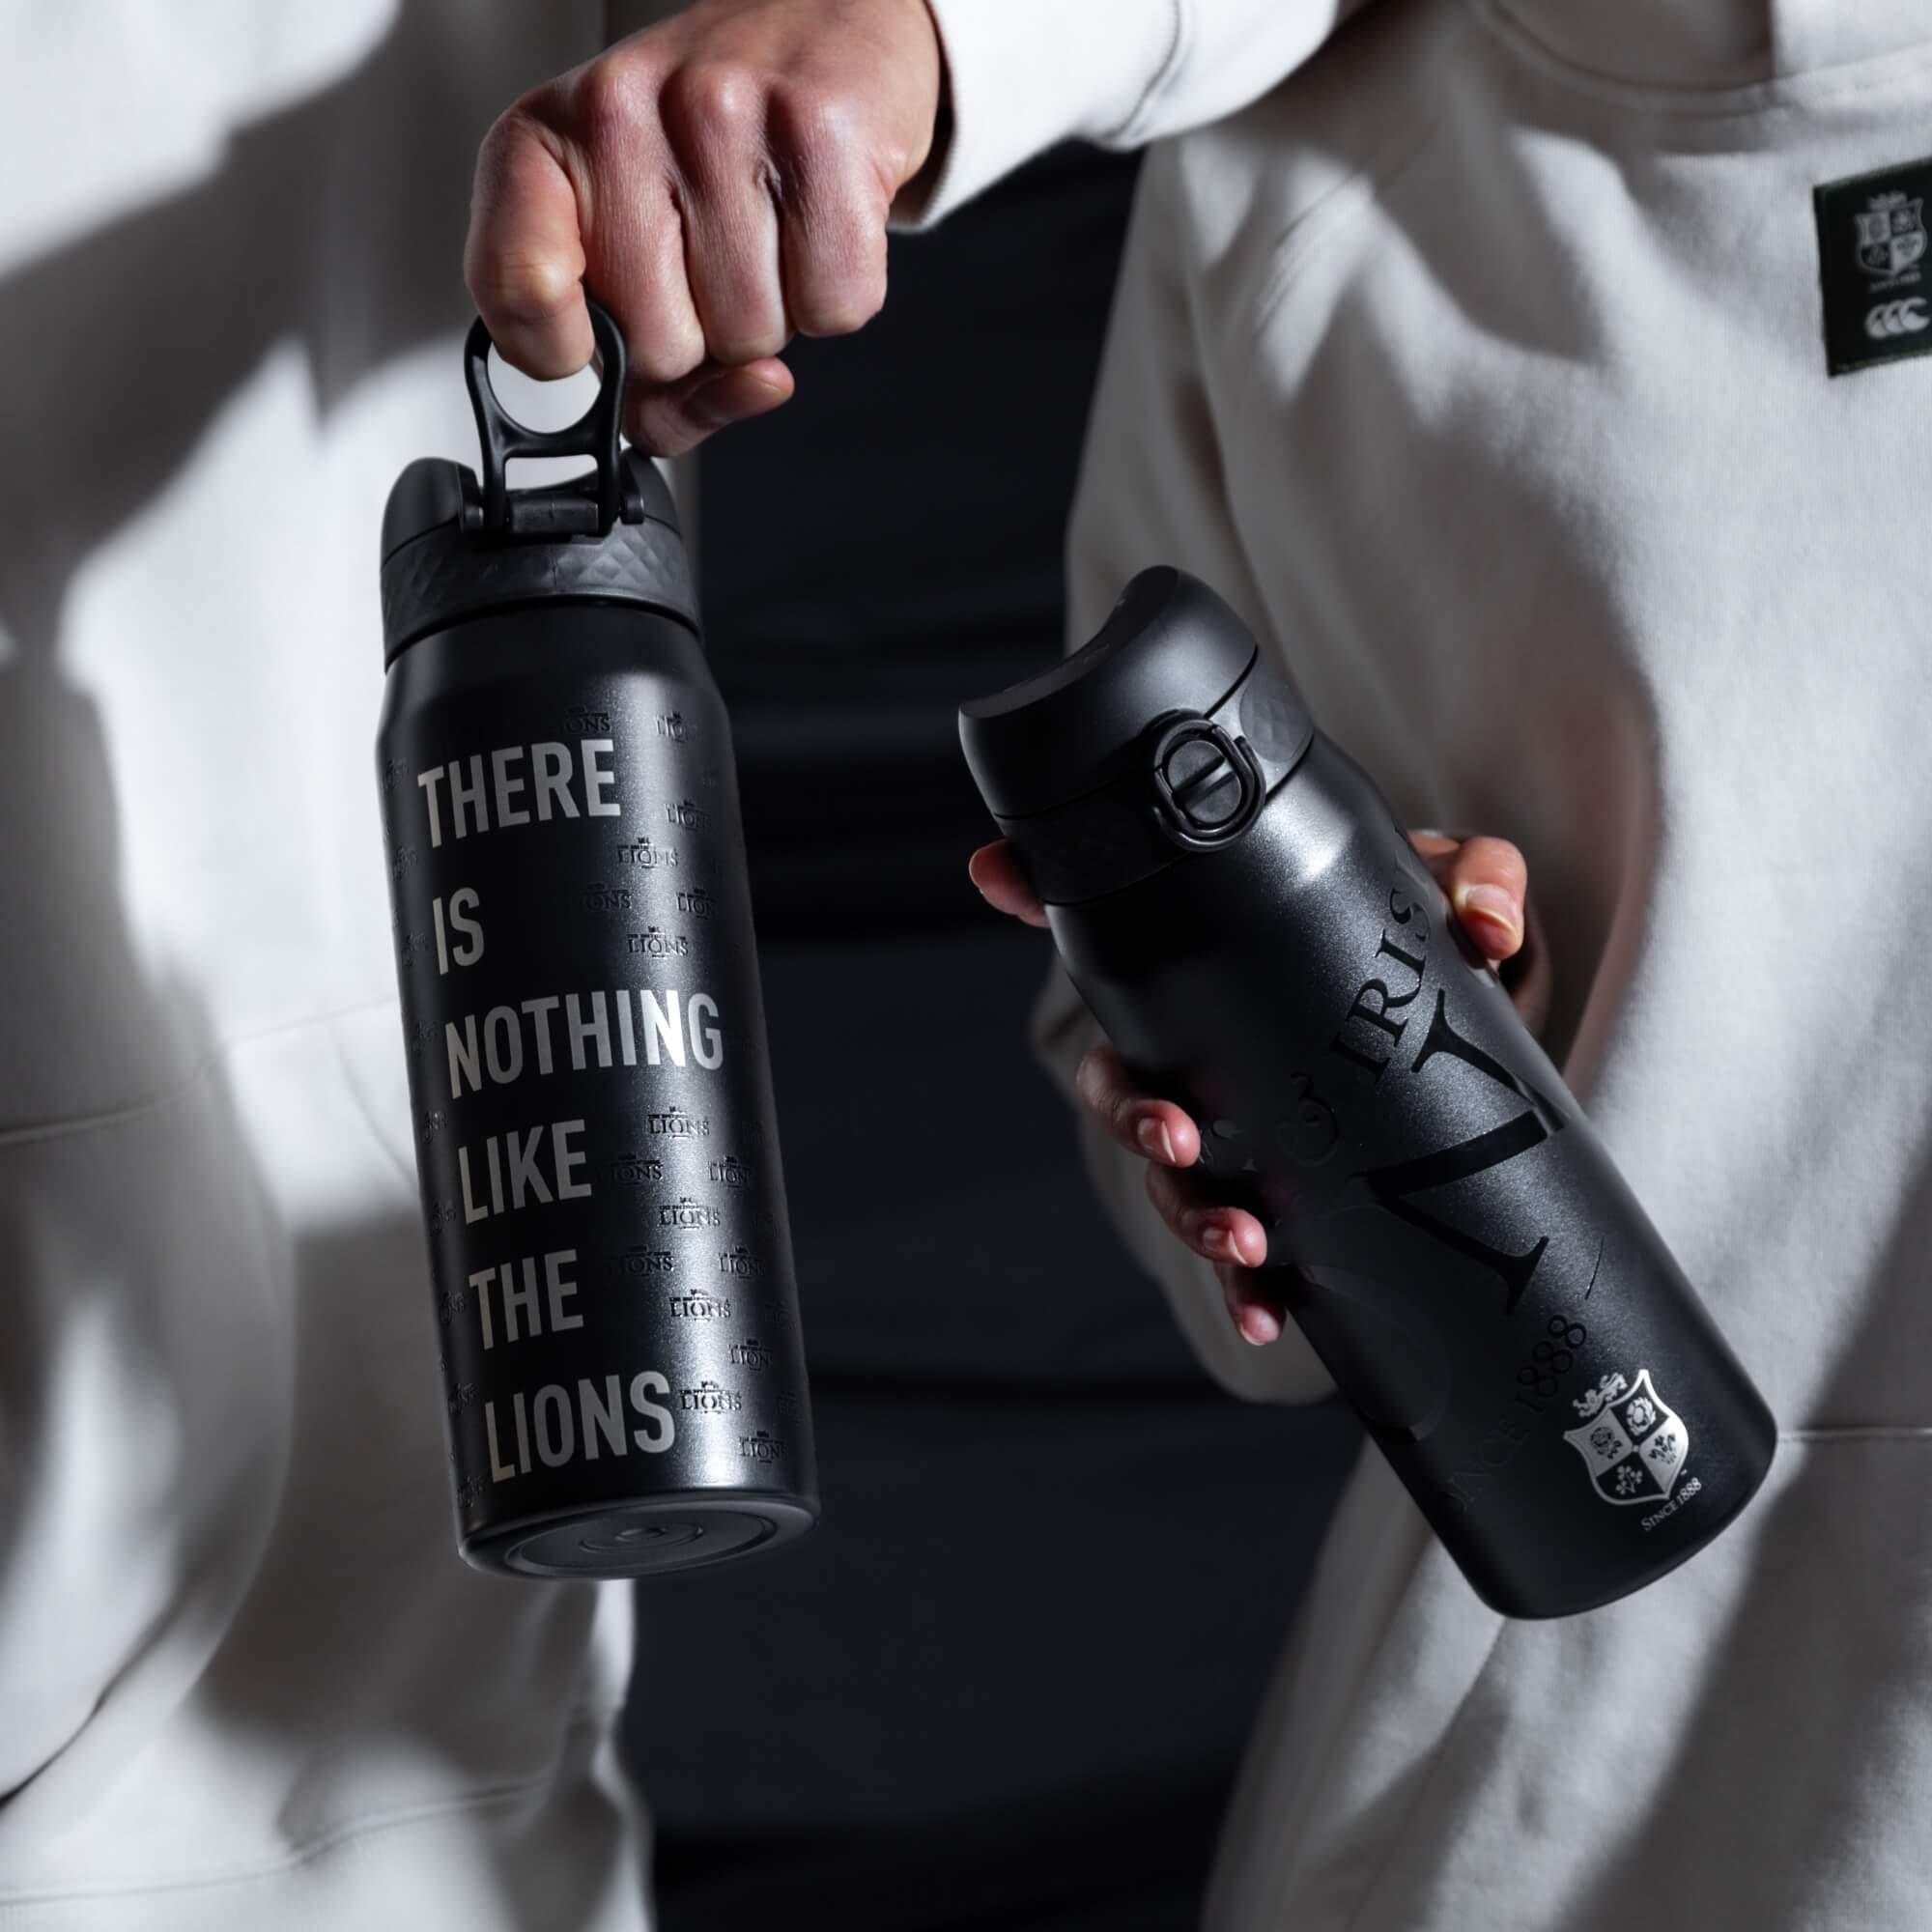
[464,297,645,540]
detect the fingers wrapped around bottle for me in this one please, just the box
[978,825,1544,1345]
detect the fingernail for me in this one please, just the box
[1136,1115,1176,1162]
[1453,881,1522,948]
[1202,1224,1236,1260]
[1239,1305,1282,1347]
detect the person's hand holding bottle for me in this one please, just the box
[969,831,1551,1349]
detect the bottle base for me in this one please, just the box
[462,1490,818,1579]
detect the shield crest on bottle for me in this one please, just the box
[1563,1368,1689,1507]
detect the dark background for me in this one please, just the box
[622,145,1363,1930]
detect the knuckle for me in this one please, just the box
[469,250,580,332]
[469,105,557,224]
[663,60,767,150]
[572,52,656,150]
[473,103,526,184]
[772,80,869,172]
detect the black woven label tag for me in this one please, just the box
[1816,155,1932,376]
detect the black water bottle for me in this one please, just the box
[959,567,1775,1618]
[376,304,816,1577]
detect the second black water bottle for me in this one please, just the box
[960,567,1775,1618]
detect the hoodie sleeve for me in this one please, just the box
[900,0,1373,225]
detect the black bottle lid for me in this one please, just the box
[958,567,1315,903]
[379,300,697,663]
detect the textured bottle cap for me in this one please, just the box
[958,568,1315,903]
[379,449,697,664]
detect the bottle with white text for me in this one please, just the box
[376,303,817,1577]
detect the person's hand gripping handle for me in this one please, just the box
[465,0,945,456]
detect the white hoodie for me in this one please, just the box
[916,0,1932,1926]
[10,2,1932,1929]
[0,7,657,1927]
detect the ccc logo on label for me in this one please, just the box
[1865,297,1930,340]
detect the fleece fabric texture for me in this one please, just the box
[0,8,657,1927]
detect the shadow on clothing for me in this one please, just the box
[0,7,630,1917]
[0,0,586,666]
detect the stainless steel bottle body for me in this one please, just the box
[378,603,816,1577]
[1049,730,1773,1615]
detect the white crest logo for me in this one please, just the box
[1563,1367,1689,1507]
[1856,191,1927,279]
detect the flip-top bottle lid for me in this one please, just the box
[957,568,1315,903]
[958,568,1257,815]
[379,300,697,663]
